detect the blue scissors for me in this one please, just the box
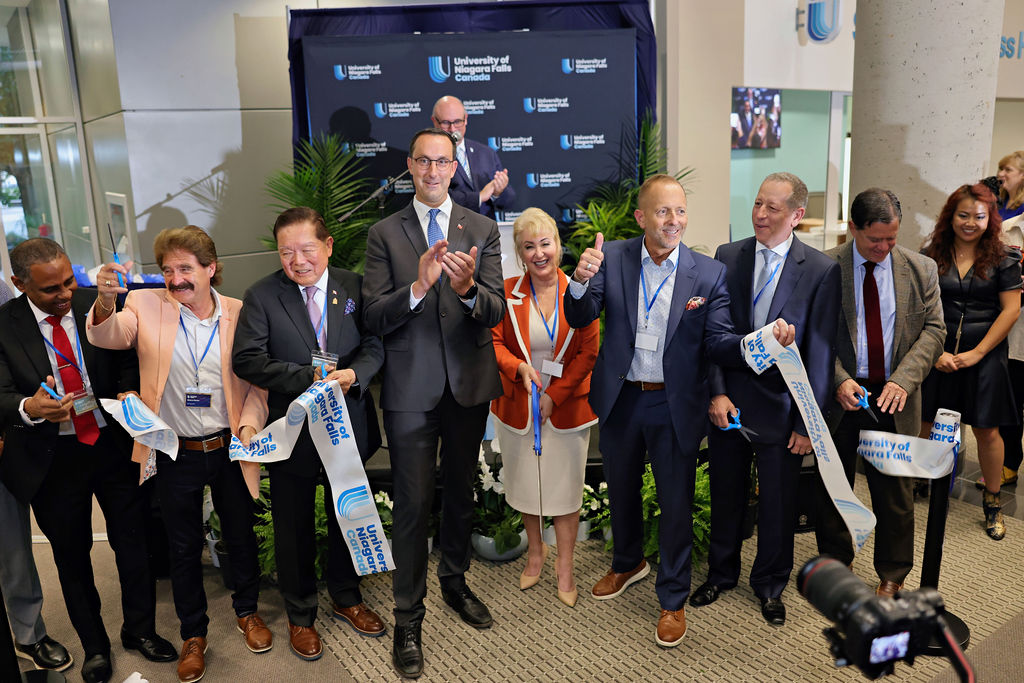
[721,409,758,443]
[856,385,880,423]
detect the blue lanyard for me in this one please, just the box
[42,320,85,375]
[752,250,787,310]
[640,260,676,321]
[179,316,220,380]
[529,278,559,348]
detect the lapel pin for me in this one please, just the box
[332,297,338,305]
[457,223,464,230]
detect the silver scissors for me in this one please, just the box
[721,409,759,442]
[856,385,880,423]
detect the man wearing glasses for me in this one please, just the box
[362,128,505,679]
[431,95,516,220]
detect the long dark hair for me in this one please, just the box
[922,182,1004,280]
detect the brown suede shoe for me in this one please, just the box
[287,623,323,661]
[591,559,650,600]
[177,637,207,683]
[332,602,385,637]
[236,613,273,653]
[656,608,687,647]
[876,580,903,598]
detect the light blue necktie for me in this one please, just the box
[427,208,443,247]
[752,249,778,328]
[456,145,470,178]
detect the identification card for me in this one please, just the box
[311,350,340,380]
[541,359,564,378]
[635,332,659,351]
[70,391,98,416]
[185,385,213,408]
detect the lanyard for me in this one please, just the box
[42,320,86,375]
[179,316,220,382]
[529,278,559,349]
[752,250,787,310]
[640,260,676,321]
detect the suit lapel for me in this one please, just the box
[157,291,181,398]
[507,273,531,365]
[767,236,808,324]
[278,274,317,347]
[891,247,912,353]
[666,245,697,347]
[839,242,859,348]
[216,293,236,419]
[11,298,52,381]
[552,270,575,360]
[445,205,470,256]
[620,238,642,339]
[71,295,96,375]
[325,270,347,354]
[734,239,756,329]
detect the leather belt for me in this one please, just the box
[625,380,665,391]
[179,429,231,453]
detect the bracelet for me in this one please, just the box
[96,298,115,314]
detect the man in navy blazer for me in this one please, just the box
[563,174,796,647]
[431,96,516,220]
[689,173,841,626]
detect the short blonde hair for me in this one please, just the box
[512,208,561,270]
[999,151,1024,210]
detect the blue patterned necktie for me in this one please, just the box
[456,145,470,178]
[427,208,443,247]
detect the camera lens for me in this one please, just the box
[798,556,875,623]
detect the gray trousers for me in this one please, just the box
[0,478,46,645]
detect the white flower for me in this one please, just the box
[492,481,505,495]
[589,499,600,511]
[478,448,487,464]
[583,484,594,494]
[599,482,608,492]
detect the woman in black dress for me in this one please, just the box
[920,182,1021,540]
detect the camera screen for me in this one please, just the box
[869,631,910,664]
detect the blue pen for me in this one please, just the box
[40,382,63,401]
[108,223,126,288]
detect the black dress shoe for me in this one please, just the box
[15,635,72,671]
[441,584,493,628]
[120,627,177,662]
[81,653,113,683]
[392,622,423,679]
[689,581,726,607]
[760,597,786,625]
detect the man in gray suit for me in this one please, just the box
[815,188,945,598]
[362,128,505,679]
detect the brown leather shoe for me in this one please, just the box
[333,602,385,637]
[236,613,273,653]
[591,559,650,600]
[656,608,687,647]
[287,623,323,661]
[177,636,207,683]
[876,580,903,598]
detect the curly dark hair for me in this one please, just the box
[922,182,1004,281]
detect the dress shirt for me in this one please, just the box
[752,233,794,317]
[408,195,477,310]
[852,248,896,379]
[626,242,679,382]
[20,298,107,434]
[159,289,230,438]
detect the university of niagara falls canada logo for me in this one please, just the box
[797,0,842,44]
[287,401,307,427]
[333,65,347,81]
[428,55,451,83]
[374,102,389,118]
[337,485,375,521]
[488,137,501,151]
[524,97,537,114]
[561,58,575,74]
[122,395,155,431]
[560,135,573,150]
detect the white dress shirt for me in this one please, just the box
[852,248,896,379]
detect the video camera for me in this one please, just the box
[797,556,974,681]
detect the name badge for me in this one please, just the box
[70,391,98,416]
[635,332,659,352]
[541,359,564,378]
[185,385,213,408]
[312,350,340,380]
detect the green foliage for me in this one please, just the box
[252,477,331,581]
[263,133,377,272]
[472,453,523,554]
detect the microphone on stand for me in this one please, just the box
[449,130,462,143]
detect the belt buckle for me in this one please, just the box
[202,436,218,453]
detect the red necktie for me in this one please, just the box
[862,262,886,383]
[46,315,100,445]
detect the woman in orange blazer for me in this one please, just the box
[491,208,599,607]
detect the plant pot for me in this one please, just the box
[541,520,592,545]
[206,532,220,569]
[471,530,527,561]
[214,540,235,590]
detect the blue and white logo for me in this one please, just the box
[523,97,537,114]
[525,172,572,189]
[561,58,575,74]
[373,101,421,119]
[428,55,451,83]
[488,136,500,151]
[523,97,570,114]
[122,395,155,431]
[373,102,388,118]
[526,173,539,189]
[559,135,573,150]
[333,65,347,81]
[797,0,842,44]
[337,485,375,521]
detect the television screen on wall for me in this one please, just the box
[731,87,781,150]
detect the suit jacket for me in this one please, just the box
[709,236,842,442]
[827,242,945,436]
[448,138,517,220]
[232,266,383,474]
[0,289,139,503]
[362,200,505,411]
[86,288,269,497]
[563,236,744,452]
[490,270,599,433]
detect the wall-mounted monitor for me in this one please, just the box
[731,87,781,150]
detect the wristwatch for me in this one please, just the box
[459,283,478,300]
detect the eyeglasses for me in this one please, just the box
[435,118,465,128]
[412,156,453,170]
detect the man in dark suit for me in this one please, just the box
[0,239,175,683]
[689,172,842,626]
[431,96,516,220]
[233,207,385,661]
[564,174,796,648]
[816,188,944,597]
[362,127,505,678]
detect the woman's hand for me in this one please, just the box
[517,362,541,393]
[934,352,958,373]
[952,348,984,369]
[538,393,554,425]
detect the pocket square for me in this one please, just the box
[344,298,356,315]
[685,296,706,311]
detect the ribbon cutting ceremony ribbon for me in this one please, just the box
[100,394,179,460]
[742,324,876,551]
[858,408,961,480]
[228,380,394,576]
